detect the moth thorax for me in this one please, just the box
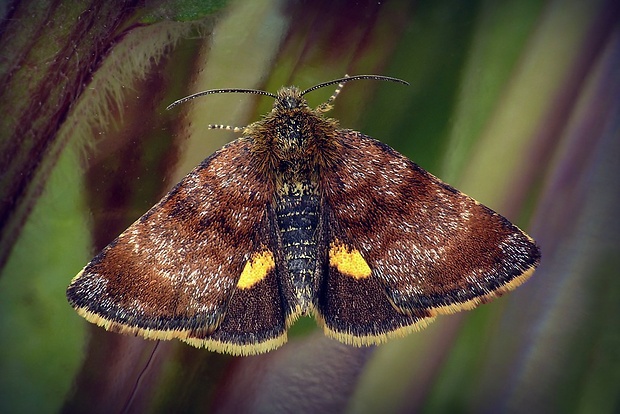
[275,112,310,149]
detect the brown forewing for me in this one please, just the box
[321,131,540,317]
[67,138,274,339]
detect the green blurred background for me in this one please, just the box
[0,0,618,412]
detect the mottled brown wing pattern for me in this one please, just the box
[317,131,540,342]
[67,138,276,346]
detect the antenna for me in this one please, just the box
[166,75,409,110]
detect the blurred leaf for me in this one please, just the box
[140,0,228,23]
[0,147,89,413]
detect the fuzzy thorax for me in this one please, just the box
[245,86,342,179]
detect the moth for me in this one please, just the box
[67,75,540,355]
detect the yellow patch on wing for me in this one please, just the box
[237,250,275,289]
[183,333,288,356]
[313,309,436,347]
[329,241,371,279]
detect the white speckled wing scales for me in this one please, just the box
[315,131,540,343]
[67,138,278,345]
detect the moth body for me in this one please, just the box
[67,76,540,355]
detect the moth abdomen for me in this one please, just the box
[275,178,321,310]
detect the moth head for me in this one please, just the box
[273,86,307,112]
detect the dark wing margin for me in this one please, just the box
[316,131,540,344]
[67,138,288,354]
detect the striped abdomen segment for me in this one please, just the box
[275,181,320,309]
